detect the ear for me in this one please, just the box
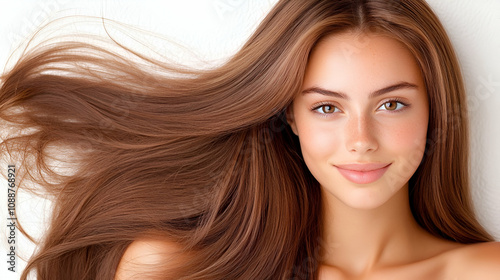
[286,106,298,136]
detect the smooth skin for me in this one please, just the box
[287,31,500,280]
[115,32,500,280]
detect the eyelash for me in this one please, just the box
[311,98,410,116]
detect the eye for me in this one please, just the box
[378,100,407,111]
[313,104,340,114]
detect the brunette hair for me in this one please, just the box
[0,0,493,279]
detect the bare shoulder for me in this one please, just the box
[115,238,185,280]
[447,241,500,279]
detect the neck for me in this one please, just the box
[319,184,443,276]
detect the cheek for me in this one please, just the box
[382,112,428,171]
[379,99,429,153]
[294,115,342,166]
[387,122,427,151]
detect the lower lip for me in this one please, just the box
[336,164,391,184]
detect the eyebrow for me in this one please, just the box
[301,82,419,100]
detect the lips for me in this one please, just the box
[334,163,391,184]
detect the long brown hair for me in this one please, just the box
[0,0,493,279]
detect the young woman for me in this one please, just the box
[1,0,498,279]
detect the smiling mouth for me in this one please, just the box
[334,163,392,184]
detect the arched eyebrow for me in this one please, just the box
[301,82,418,100]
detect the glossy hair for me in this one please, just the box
[0,0,493,279]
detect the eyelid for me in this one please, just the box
[310,98,410,116]
[311,102,342,115]
[377,98,410,112]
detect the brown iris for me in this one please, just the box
[384,101,398,111]
[322,105,336,113]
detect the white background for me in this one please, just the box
[0,1,499,279]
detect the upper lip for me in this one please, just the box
[335,163,391,171]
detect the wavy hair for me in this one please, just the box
[0,0,493,279]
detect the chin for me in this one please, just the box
[322,184,402,210]
[342,197,392,210]
[342,195,391,209]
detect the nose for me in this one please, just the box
[345,114,378,153]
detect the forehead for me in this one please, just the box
[303,31,424,93]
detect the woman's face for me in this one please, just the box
[287,32,429,209]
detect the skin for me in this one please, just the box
[287,31,500,279]
[115,237,187,279]
[115,31,500,280]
